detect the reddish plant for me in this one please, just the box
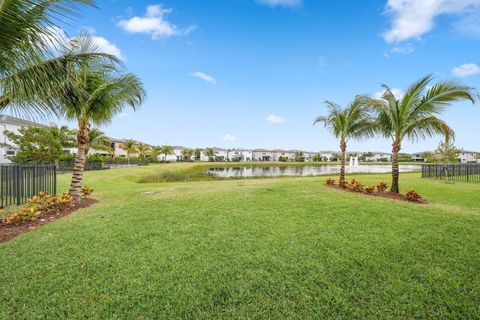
[376,181,388,192]
[326,178,336,185]
[404,189,422,202]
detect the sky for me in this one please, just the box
[51,0,480,152]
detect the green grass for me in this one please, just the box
[1,163,479,318]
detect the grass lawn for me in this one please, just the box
[1,163,479,318]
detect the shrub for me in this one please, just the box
[326,178,336,185]
[405,189,422,202]
[376,181,388,192]
[81,186,94,197]
[27,191,56,210]
[348,179,364,192]
[56,193,73,209]
[5,207,41,226]
[365,184,376,193]
[2,192,74,226]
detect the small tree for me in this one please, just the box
[150,146,162,161]
[294,151,305,162]
[3,127,65,163]
[312,153,322,162]
[160,145,175,161]
[427,139,461,163]
[120,139,138,162]
[204,148,215,161]
[181,148,194,161]
[136,143,151,159]
[194,148,202,160]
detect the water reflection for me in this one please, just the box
[208,165,421,178]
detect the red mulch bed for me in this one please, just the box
[326,184,427,204]
[0,198,99,243]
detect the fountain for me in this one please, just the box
[349,156,354,167]
[354,156,359,167]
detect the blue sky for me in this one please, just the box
[56,0,480,153]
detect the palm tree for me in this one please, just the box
[204,148,215,161]
[120,139,138,161]
[314,99,375,185]
[150,146,163,161]
[48,124,75,167]
[136,143,151,159]
[181,148,194,161]
[0,1,120,119]
[84,128,111,155]
[160,145,175,161]
[49,125,75,149]
[362,75,475,193]
[57,36,145,200]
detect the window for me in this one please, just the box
[6,150,15,156]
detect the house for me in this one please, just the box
[0,115,50,163]
[252,149,273,161]
[319,151,337,162]
[411,152,430,163]
[200,147,228,161]
[0,114,143,163]
[365,152,391,162]
[458,150,479,163]
[227,149,252,161]
[272,149,295,161]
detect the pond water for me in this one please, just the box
[207,165,422,178]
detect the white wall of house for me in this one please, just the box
[458,151,479,163]
[411,153,427,162]
[0,115,50,163]
[365,153,391,162]
[252,150,273,161]
[319,152,336,161]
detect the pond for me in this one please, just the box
[207,165,422,178]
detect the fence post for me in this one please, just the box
[16,165,21,205]
[53,164,57,195]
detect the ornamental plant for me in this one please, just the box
[326,178,336,185]
[348,179,364,192]
[81,186,94,197]
[376,182,388,193]
[405,190,422,202]
[365,185,376,193]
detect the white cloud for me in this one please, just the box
[452,63,480,77]
[256,0,301,7]
[118,112,129,118]
[91,36,124,60]
[266,114,286,124]
[223,134,237,141]
[191,71,216,84]
[42,27,123,60]
[118,4,194,39]
[374,88,404,100]
[383,0,480,43]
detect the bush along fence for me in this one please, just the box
[422,163,480,183]
[0,164,56,208]
[57,159,149,173]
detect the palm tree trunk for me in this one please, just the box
[339,140,347,186]
[69,122,89,201]
[391,141,401,193]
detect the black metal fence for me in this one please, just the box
[0,164,56,208]
[58,159,149,173]
[422,164,480,183]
